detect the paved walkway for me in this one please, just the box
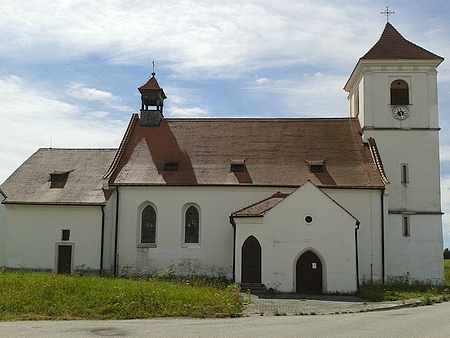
[241,293,421,316]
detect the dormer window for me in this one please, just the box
[306,160,325,173]
[49,171,71,189]
[230,163,245,172]
[164,162,179,172]
[229,159,252,183]
[391,80,409,105]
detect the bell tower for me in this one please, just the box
[138,64,167,127]
[344,22,445,283]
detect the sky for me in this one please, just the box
[1,0,450,248]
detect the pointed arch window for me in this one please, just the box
[141,205,156,244]
[184,205,199,244]
[391,80,409,105]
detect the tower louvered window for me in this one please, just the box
[391,80,409,105]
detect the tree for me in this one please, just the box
[444,248,450,259]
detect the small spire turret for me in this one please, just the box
[138,62,167,127]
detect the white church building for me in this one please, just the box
[0,23,445,293]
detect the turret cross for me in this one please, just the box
[381,6,394,22]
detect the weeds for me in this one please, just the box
[273,309,286,316]
[358,261,450,302]
[0,271,242,321]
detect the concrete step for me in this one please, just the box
[240,283,266,294]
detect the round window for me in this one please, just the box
[304,215,314,224]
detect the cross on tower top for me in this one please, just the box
[152,60,156,77]
[381,6,394,22]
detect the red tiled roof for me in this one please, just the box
[232,192,290,217]
[110,116,385,188]
[362,23,443,61]
[138,76,165,91]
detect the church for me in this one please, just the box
[0,22,445,293]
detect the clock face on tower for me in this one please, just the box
[392,106,410,120]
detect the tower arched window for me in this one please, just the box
[390,80,409,105]
[141,205,156,244]
[184,205,199,244]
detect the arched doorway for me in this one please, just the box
[241,236,261,283]
[296,251,323,294]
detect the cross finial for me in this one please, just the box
[381,6,394,22]
[152,60,156,77]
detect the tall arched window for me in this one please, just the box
[390,80,409,105]
[141,205,156,244]
[184,205,199,244]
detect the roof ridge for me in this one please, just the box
[164,117,354,122]
[39,148,118,151]
[103,114,139,180]
[367,137,390,185]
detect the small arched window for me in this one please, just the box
[390,80,409,105]
[184,205,199,244]
[141,205,156,244]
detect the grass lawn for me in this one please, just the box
[357,260,450,302]
[1,261,449,320]
[0,271,243,321]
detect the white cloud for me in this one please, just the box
[66,82,132,112]
[441,176,450,248]
[244,75,348,117]
[167,106,209,118]
[440,146,450,163]
[66,83,120,102]
[0,75,127,183]
[255,78,270,85]
[0,1,385,77]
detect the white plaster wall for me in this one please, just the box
[2,204,103,272]
[353,62,444,284]
[235,183,358,293]
[385,214,444,283]
[364,130,441,212]
[102,195,117,272]
[116,185,292,277]
[361,66,438,129]
[364,129,443,283]
[326,189,384,282]
[0,203,6,267]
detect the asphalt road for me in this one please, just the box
[1,302,449,337]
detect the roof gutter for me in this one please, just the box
[100,205,105,275]
[113,187,120,276]
[381,188,385,284]
[355,220,360,291]
[1,201,107,206]
[229,216,237,283]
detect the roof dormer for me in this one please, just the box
[49,170,72,189]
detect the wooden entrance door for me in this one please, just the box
[57,245,72,274]
[241,236,261,283]
[296,251,322,294]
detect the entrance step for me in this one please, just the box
[240,283,266,294]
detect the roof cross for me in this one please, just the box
[381,6,394,22]
[152,60,156,77]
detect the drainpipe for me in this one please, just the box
[100,205,105,275]
[229,216,236,283]
[113,187,120,276]
[355,220,360,291]
[381,189,385,284]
